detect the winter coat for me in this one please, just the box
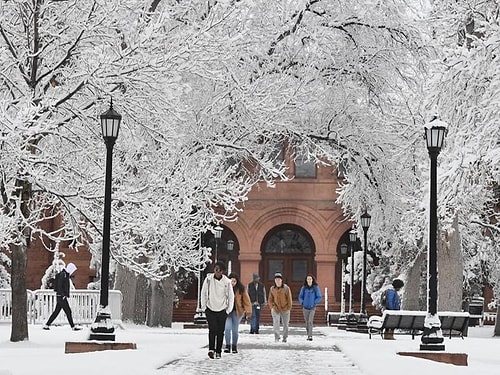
[268,284,292,313]
[53,269,71,298]
[385,288,401,310]
[233,289,252,318]
[298,284,322,310]
[247,281,266,305]
[201,273,234,314]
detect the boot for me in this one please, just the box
[383,331,395,340]
[224,345,231,353]
[231,345,238,353]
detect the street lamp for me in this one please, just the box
[89,100,121,341]
[194,234,207,325]
[421,119,447,351]
[227,239,234,274]
[359,211,371,327]
[214,225,223,262]
[338,243,348,327]
[347,230,358,328]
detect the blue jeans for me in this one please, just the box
[224,310,242,346]
[250,304,261,333]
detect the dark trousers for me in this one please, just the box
[46,296,75,327]
[250,304,261,333]
[205,308,227,353]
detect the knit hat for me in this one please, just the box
[252,273,260,280]
[66,263,77,276]
[274,272,283,279]
[392,279,404,289]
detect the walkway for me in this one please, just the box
[157,326,362,374]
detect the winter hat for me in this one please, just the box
[392,279,404,290]
[66,263,77,276]
[252,273,260,280]
[274,272,283,279]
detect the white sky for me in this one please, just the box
[0,322,498,375]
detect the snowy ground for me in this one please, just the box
[0,322,499,375]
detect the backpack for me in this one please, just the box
[380,289,388,309]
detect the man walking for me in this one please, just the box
[201,261,234,359]
[43,262,82,330]
[268,272,292,343]
[247,273,266,334]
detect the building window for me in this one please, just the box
[264,227,313,254]
[295,154,316,178]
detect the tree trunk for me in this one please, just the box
[147,273,174,327]
[10,243,28,342]
[494,307,500,336]
[403,250,426,310]
[114,264,149,324]
[438,215,463,312]
[10,178,32,342]
[114,264,138,322]
[134,274,149,324]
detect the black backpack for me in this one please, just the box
[380,289,388,309]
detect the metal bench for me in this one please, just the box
[467,296,485,326]
[367,310,469,339]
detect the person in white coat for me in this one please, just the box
[201,261,234,359]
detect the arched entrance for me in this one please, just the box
[261,224,315,298]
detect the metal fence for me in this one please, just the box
[0,289,122,326]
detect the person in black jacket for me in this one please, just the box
[247,273,266,334]
[43,263,81,331]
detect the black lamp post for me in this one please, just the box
[359,211,371,327]
[89,100,121,341]
[347,230,358,328]
[194,234,207,325]
[227,239,234,274]
[214,225,223,263]
[340,243,348,316]
[337,243,348,327]
[421,119,446,351]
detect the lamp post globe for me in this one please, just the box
[421,119,447,351]
[89,100,121,341]
[214,225,223,263]
[226,239,234,274]
[359,211,371,328]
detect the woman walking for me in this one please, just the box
[224,273,252,353]
[298,274,322,341]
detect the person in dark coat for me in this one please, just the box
[247,272,266,334]
[43,263,81,331]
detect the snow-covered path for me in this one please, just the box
[158,327,362,374]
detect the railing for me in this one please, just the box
[0,289,122,326]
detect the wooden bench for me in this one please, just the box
[367,310,469,339]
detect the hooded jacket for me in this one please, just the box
[201,273,234,314]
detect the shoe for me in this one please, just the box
[42,325,50,330]
[275,337,280,342]
[232,345,238,353]
[72,326,82,331]
[224,345,231,353]
[255,330,259,334]
[307,336,312,341]
[282,338,287,343]
[215,352,221,359]
[250,330,254,334]
[208,350,214,359]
